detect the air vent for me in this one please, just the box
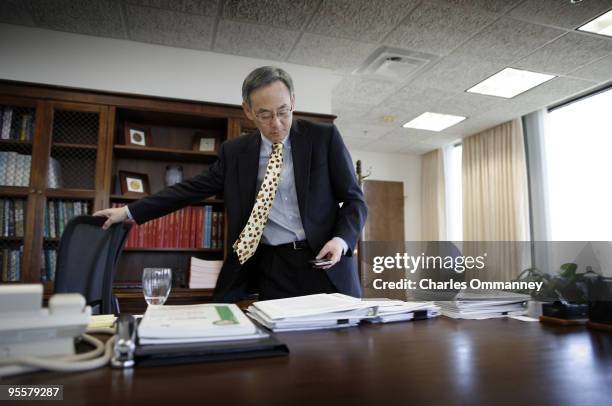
[353,46,436,81]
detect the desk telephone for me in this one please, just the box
[0,284,121,377]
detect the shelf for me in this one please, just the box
[0,236,24,242]
[110,194,223,204]
[124,247,223,253]
[43,238,60,243]
[45,188,95,199]
[114,145,218,163]
[0,139,33,147]
[0,186,29,197]
[52,142,98,150]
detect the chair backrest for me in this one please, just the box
[54,216,132,314]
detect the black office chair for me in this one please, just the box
[54,215,132,315]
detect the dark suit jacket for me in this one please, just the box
[128,119,367,302]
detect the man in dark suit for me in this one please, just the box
[94,66,367,302]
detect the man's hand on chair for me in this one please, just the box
[93,207,128,230]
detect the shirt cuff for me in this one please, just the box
[332,236,348,256]
[124,206,134,221]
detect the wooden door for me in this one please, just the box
[360,180,405,299]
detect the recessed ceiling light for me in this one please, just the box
[467,67,556,98]
[402,112,466,132]
[578,9,612,37]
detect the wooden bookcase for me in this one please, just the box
[0,80,334,310]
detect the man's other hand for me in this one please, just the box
[315,238,344,270]
[93,207,128,230]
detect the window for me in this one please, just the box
[444,143,462,241]
[545,88,612,240]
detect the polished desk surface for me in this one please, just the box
[7,317,612,405]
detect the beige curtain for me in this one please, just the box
[462,119,530,281]
[421,148,446,241]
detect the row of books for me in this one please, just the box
[44,200,91,239]
[0,199,26,238]
[112,204,224,249]
[1,107,34,141]
[40,249,58,282]
[0,152,63,188]
[1,247,23,282]
[0,152,31,187]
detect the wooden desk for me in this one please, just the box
[7,318,612,405]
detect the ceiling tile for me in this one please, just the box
[288,34,377,72]
[514,32,612,75]
[408,54,507,92]
[452,17,565,63]
[28,0,127,38]
[341,136,374,149]
[508,0,612,29]
[381,127,436,144]
[127,0,219,16]
[335,120,391,139]
[436,0,523,14]
[222,0,320,31]
[402,142,436,155]
[332,101,373,122]
[364,86,456,126]
[332,76,398,106]
[384,2,497,56]
[434,91,508,118]
[306,0,419,42]
[567,55,612,83]
[507,76,599,108]
[0,0,35,26]
[444,117,503,137]
[127,5,215,49]
[214,19,299,60]
[366,140,420,154]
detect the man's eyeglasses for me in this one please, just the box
[254,106,293,123]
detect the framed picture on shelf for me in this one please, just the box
[192,132,216,152]
[124,123,152,147]
[119,171,150,197]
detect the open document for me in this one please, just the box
[246,293,440,332]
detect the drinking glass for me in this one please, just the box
[142,268,172,306]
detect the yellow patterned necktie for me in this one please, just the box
[233,142,284,264]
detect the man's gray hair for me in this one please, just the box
[242,66,294,105]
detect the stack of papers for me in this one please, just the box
[436,291,529,319]
[138,303,267,344]
[188,257,223,289]
[362,300,440,323]
[246,293,440,332]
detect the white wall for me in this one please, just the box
[347,149,422,241]
[0,23,338,114]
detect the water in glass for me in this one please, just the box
[142,268,172,305]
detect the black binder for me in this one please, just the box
[134,326,289,367]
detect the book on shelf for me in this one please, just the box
[188,256,222,289]
[113,203,224,249]
[40,249,57,282]
[1,246,22,282]
[0,152,60,187]
[43,200,91,239]
[0,198,26,238]
[1,107,13,139]
[0,107,34,141]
